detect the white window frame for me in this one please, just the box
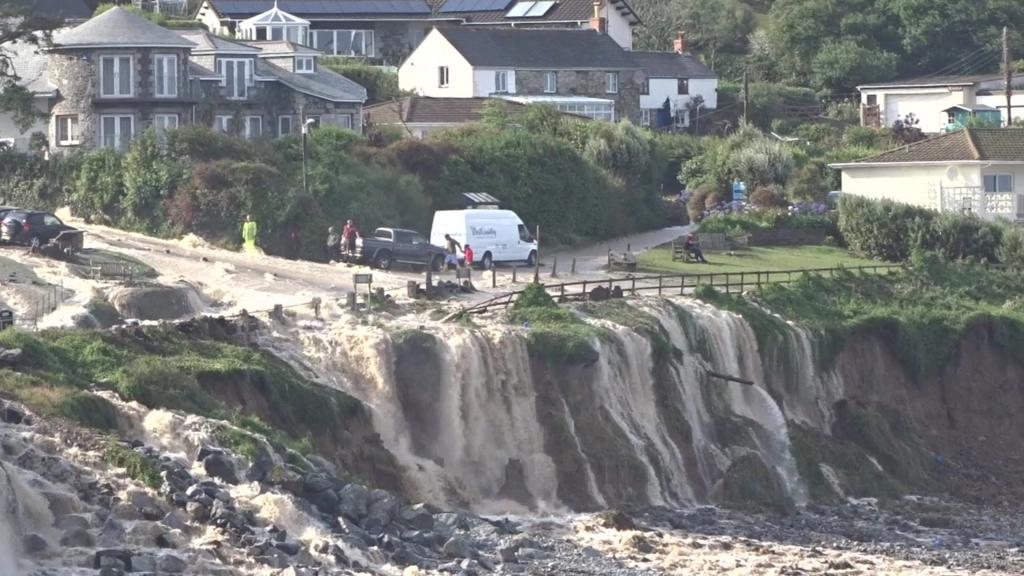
[641,109,651,127]
[494,70,508,94]
[153,53,178,98]
[214,114,235,134]
[100,114,134,150]
[154,113,179,132]
[606,72,619,94]
[984,174,1014,193]
[543,71,557,94]
[278,115,293,136]
[56,115,80,146]
[217,58,252,100]
[438,66,449,88]
[295,56,314,74]
[245,115,263,139]
[99,55,134,98]
[311,29,374,57]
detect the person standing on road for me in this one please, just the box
[443,234,461,271]
[325,226,341,262]
[463,244,474,269]
[342,219,359,261]
[286,223,301,260]
[241,214,259,254]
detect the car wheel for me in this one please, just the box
[430,255,444,272]
[526,250,537,268]
[481,252,493,270]
[374,250,393,271]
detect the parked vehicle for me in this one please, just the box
[430,209,537,269]
[353,227,447,271]
[1,210,79,248]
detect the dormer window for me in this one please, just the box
[239,4,309,45]
[295,56,314,74]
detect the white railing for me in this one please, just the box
[938,185,1023,221]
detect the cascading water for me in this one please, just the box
[284,296,843,512]
[0,462,21,576]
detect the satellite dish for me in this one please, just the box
[946,166,959,180]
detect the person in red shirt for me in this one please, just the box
[341,219,359,260]
[463,244,474,268]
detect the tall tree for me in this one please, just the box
[0,2,62,132]
[681,0,757,69]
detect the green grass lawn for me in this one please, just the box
[637,245,882,275]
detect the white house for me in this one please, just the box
[631,33,717,128]
[859,74,1024,134]
[399,26,642,122]
[830,128,1024,221]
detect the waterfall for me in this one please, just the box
[0,462,20,576]
[283,296,844,512]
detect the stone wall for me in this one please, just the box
[514,68,642,123]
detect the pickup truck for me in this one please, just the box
[352,228,448,271]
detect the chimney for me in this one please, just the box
[589,0,606,33]
[673,31,688,54]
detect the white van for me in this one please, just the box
[430,209,537,269]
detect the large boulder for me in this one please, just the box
[108,283,201,321]
[202,453,239,485]
[337,484,371,521]
[718,453,796,514]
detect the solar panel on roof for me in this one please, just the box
[479,0,512,10]
[505,1,533,17]
[524,0,554,16]
[215,0,431,14]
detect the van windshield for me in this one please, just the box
[517,224,534,243]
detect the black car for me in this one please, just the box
[1,210,78,247]
[352,227,448,271]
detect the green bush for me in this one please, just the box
[998,226,1024,267]
[320,59,405,102]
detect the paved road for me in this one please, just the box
[549,225,692,274]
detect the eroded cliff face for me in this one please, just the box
[277,298,1024,514]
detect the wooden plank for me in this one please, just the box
[707,371,755,386]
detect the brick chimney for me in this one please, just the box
[673,31,688,53]
[589,0,606,33]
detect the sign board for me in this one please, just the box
[353,273,373,285]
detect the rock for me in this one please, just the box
[128,489,161,511]
[98,567,124,576]
[162,510,189,532]
[596,510,636,531]
[94,549,133,571]
[186,501,210,522]
[306,487,340,514]
[99,517,125,546]
[442,536,475,559]
[109,283,198,321]
[337,484,371,520]
[56,513,91,532]
[170,492,189,507]
[42,489,81,518]
[516,547,551,561]
[185,484,206,499]
[157,553,188,573]
[59,527,95,548]
[131,555,156,572]
[398,504,435,531]
[307,455,337,476]
[498,545,518,563]
[0,347,23,366]
[22,533,48,555]
[196,444,223,462]
[141,506,164,521]
[274,540,302,556]
[0,401,26,424]
[720,453,796,514]
[304,472,335,494]
[156,533,175,548]
[434,512,469,538]
[203,453,240,485]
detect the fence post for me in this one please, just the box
[658,276,663,295]
[551,256,558,278]
[512,266,517,283]
[680,275,686,295]
[607,248,612,269]
[740,272,745,292]
[491,268,497,288]
[560,284,566,300]
[627,243,631,252]
[571,257,576,275]
[631,277,636,295]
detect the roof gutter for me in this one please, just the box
[829,160,1024,168]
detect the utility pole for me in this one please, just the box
[1004,26,1013,127]
[533,225,541,284]
[742,69,749,124]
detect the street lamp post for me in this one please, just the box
[301,118,316,195]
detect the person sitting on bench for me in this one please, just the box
[684,233,708,263]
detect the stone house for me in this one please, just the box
[632,33,718,129]
[0,7,366,152]
[398,27,641,122]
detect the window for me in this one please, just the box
[217,58,252,100]
[947,112,956,125]
[337,114,353,129]
[154,114,179,132]
[605,72,619,94]
[438,66,449,88]
[984,174,1014,193]
[641,109,651,126]
[866,94,878,106]
[214,115,235,134]
[56,115,79,146]
[640,78,649,95]
[494,71,508,93]
[543,71,557,94]
[100,55,133,97]
[279,115,293,136]
[295,56,314,73]
[43,214,61,227]
[553,100,615,122]
[100,115,134,150]
[517,224,534,243]
[153,54,178,98]
[311,29,373,57]
[245,116,262,139]
[677,78,689,95]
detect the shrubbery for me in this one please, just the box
[838,195,1004,263]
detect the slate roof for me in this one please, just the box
[189,61,221,80]
[849,129,1024,164]
[435,0,640,25]
[178,30,261,53]
[257,61,367,102]
[53,7,196,49]
[629,51,716,79]
[436,27,636,69]
[244,40,321,56]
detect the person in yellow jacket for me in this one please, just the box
[241,214,260,254]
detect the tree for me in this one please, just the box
[811,40,898,92]
[681,0,756,70]
[0,2,62,132]
[123,130,185,233]
[630,0,688,51]
[892,113,925,145]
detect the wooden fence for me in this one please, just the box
[445,264,901,321]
